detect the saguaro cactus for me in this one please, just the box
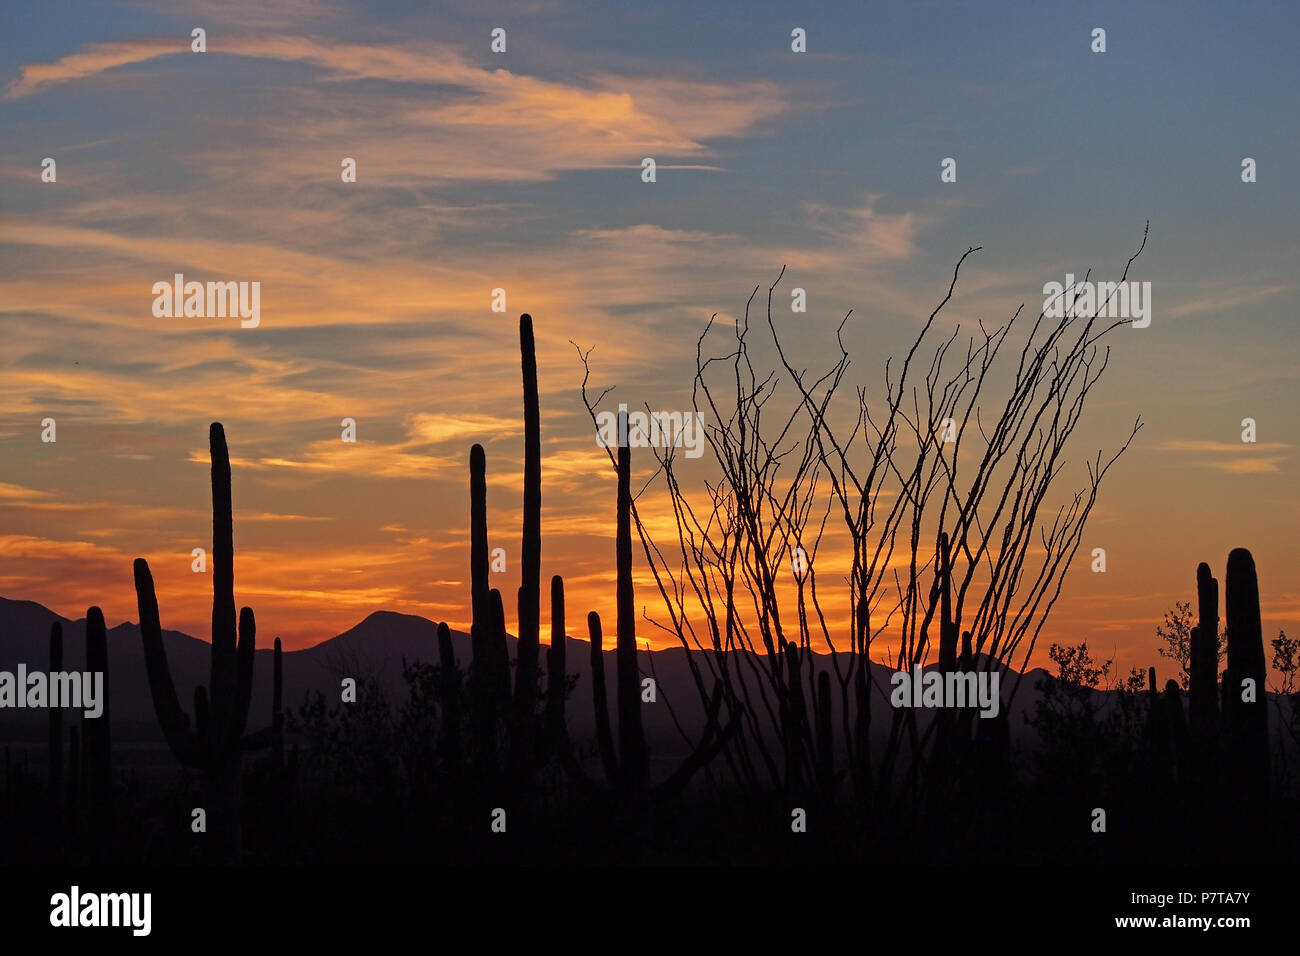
[271,638,284,774]
[1223,548,1268,819]
[1189,562,1220,744]
[936,532,957,673]
[466,443,511,775]
[454,316,548,792]
[514,313,542,742]
[436,622,462,773]
[132,423,274,860]
[588,611,620,783]
[47,622,62,799]
[83,606,112,835]
[614,416,650,798]
[580,409,739,806]
[543,575,570,759]
[852,595,871,792]
[469,443,490,648]
[782,640,811,795]
[815,669,834,791]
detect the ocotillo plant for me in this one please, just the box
[132,422,275,860]
[1223,547,1269,818]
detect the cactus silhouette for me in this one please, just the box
[613,416,650,799]
[436,622,463,774]
[814,669,833,792]
[272,637,284,774]
[240,637,284,767]
[577,408,739,808]
[513,312,542,780]
[446,315,558,797]
[782,639,812,797]
[467,440,497,773]
[936,532,957,673]
[83,606,112,840]
[131,422,275,861]
[852,595,871,793]
[47,621,62,800]
[1223,547,1269,828]
[1189,563,1220,753]
[543,574,570,761]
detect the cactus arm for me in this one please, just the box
[229,605,257,748]
[436,623,461,771]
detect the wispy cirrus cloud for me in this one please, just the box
[3,37,182,99]
[4,34,794,180]
[1157,439,1288,473]
[1163,282,1289,319]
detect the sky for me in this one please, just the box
[1,0,1297,679]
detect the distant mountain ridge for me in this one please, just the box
[0,595,1131,764]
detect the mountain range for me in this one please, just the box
[0,595,1134,771]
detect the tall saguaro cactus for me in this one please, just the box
[517,314,541,698]
[451,315,550,795]
[1223,548,1268,818]
[132,423,274,860]
[615,412,650,798]
[467,442,498,774]
[512,314,542,780]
